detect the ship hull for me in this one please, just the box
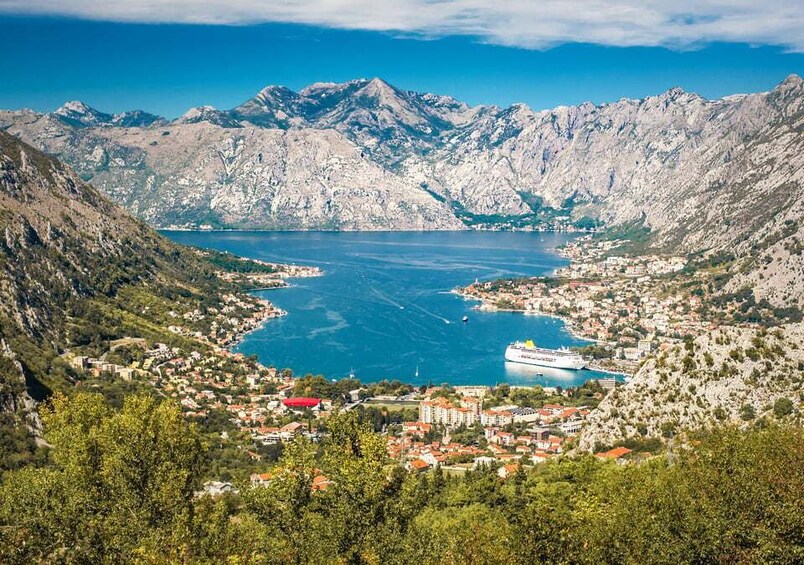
[505,345,586,370]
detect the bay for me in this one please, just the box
[163,230,619,388]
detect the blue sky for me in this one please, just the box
[1,12,802,118]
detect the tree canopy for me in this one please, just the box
[1,393,802,564]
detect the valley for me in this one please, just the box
[0,72,802,565]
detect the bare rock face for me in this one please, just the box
[1,76,802,286]
[578,324,804,451]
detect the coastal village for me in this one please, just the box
[71,323,622,488]
[456,236,717,374]
[61,240,698,492]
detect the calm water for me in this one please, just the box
[163,231,617,387]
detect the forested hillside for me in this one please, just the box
[0,393,801,564]
[0,130,269,470]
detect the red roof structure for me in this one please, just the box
[596,446,633,460]
[283,397,322,409]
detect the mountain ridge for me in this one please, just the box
[1,76,802,304]
[0,129,270,421]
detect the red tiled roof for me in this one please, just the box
[410,459,429,471]
[597,447,633,459]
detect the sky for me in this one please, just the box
[0,1,803,118]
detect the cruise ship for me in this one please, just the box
[504,340,586,370]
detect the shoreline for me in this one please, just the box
[453,289,635,378]
[224,303,287,350]
[224,265,322,349]
[159,227,601,235]
[452,289,605,346]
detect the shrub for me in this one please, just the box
[773,397,794,418]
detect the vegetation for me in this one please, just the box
[291,375,413,403]
[484,380,605,410]
[201,248,279,274]
[0,130,283,470]
[2,393,800,564]
[595,216,652,251]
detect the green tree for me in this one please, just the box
[403,504,515,564]
[318,410,397,563]
[0,393,203,563]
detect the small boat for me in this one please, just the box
[462,315,469,323]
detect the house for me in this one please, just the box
[497,464,521,479]
[421,451,441,467]
[197,481,237,497]
[453,386,489,398]
[70,356,89,370]
[481,409,514,427]
[487,443,507,456]
[407,458,430,473]
[596,446,633,464]
[402,422,432,436]
[510,407,541,424]
[560,420,584,434]
[472,456,497,469]
[250,472,273,487]
[311,474,333,491]
[279,422,305,440]
[492,431,515,446]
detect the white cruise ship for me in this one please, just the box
[504,340,586,370]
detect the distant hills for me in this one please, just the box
[1,75,802,303]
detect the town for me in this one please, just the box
[62,232,787,495]
[456,237,729,374]
[61,241,679,493]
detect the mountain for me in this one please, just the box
[175,105,242,128]
[53,101,166,128]
[53,100,115,127]
[0,130,265,455]
[1,76,802,294]
[111,109,166,128]
[579,323,804,451]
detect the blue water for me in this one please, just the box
[163,231,616,388]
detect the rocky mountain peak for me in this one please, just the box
[232,85,303,127]
[54,100,113,127]
[650,86,704,107]
[250,84,301,109]
[771,73,803,101]
[664,86,686,98]
[778,73,803,89]
[56,100,93,114]
[360,77,395,96]
[175,105,241,128]
[110,109,165,128]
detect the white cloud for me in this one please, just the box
[2,0,803,51]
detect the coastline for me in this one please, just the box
[452,288,604,345]
[452,289,635,378]
[159,227,600,234]
[225,265,323,350]
[225,301,287,350]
